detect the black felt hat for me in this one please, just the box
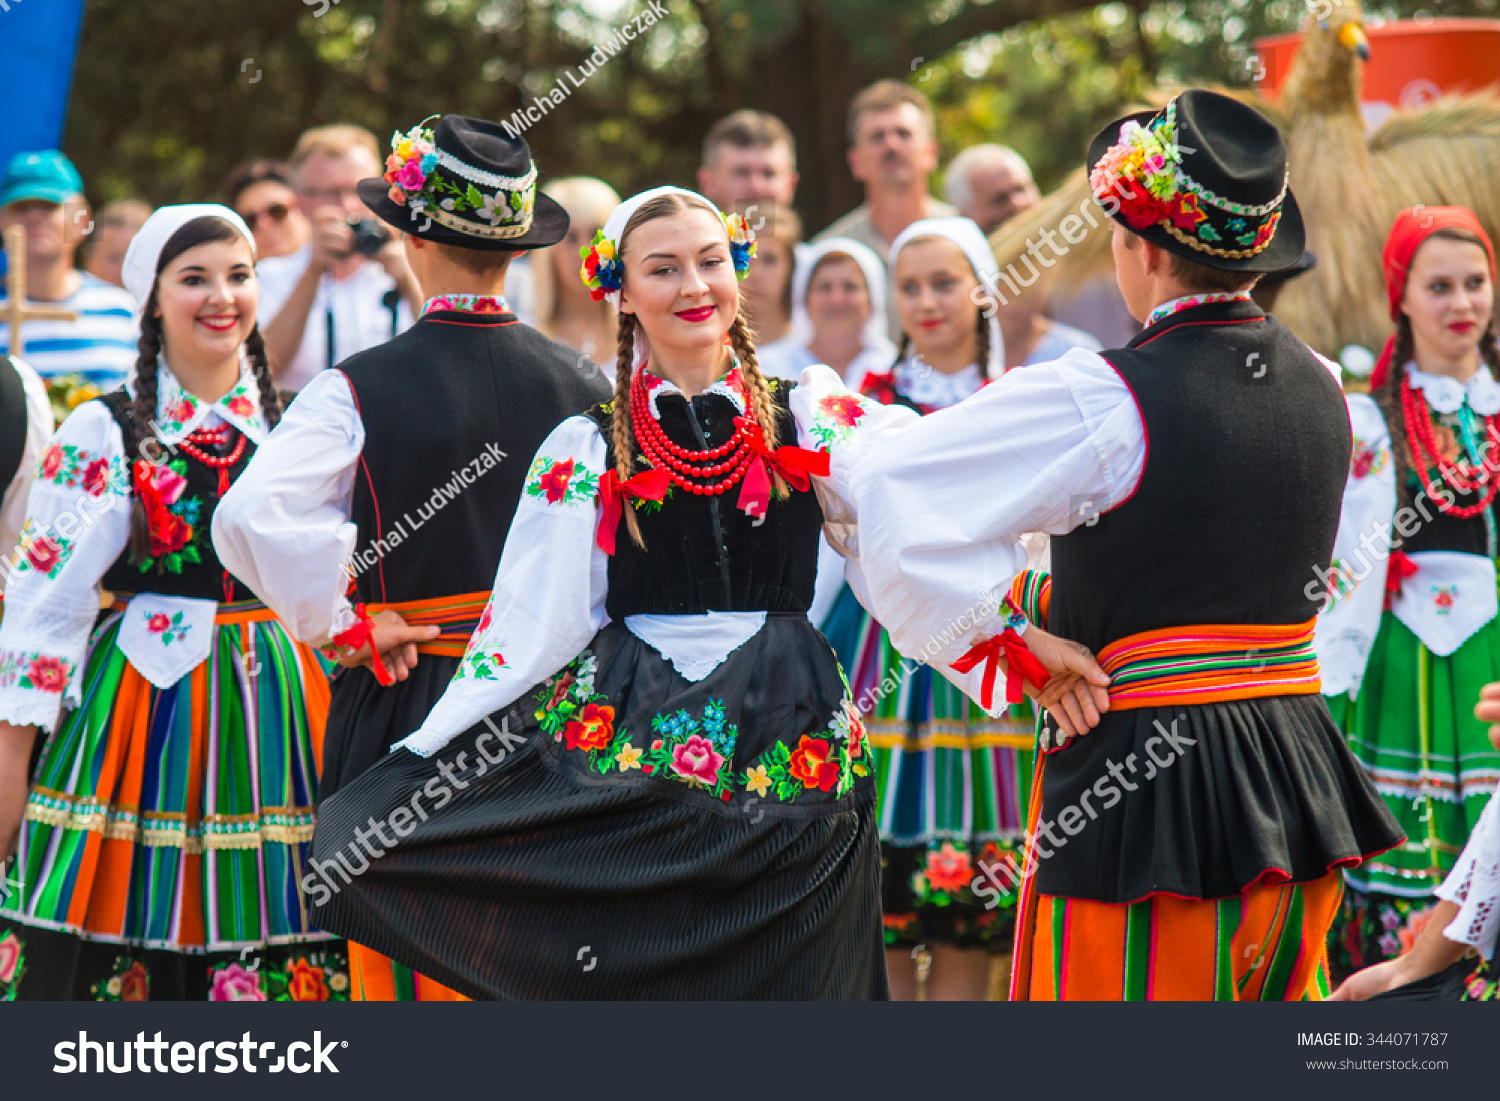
[357,114,569,252]
[1086,89,1305,273]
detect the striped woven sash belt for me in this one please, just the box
[366,591,490,657]
[1097,620,1321,710]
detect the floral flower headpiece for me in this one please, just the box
[383,116,538,240]
[1088,97,1288,260]
[579,205,758,303]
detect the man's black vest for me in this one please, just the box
[339,308,610,603]
[1048,298,1351,652]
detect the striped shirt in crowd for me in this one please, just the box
[0,272,138,391]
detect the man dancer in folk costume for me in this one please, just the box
[850,89,1404,1000]
[213,115,609,1000]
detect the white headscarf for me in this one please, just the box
[121,204,256,309]
[784,237,896,370]
[888,216,1005,378]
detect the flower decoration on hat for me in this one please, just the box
[1088,97,1287,261]
[723,211,757,280]
[579,229,624,302]
[383,120,440,208]
[382,115,538,238]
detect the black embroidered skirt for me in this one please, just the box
[309,616,888,999]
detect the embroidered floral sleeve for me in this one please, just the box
[788,364,919,562]
[0,400,133,731]
[398,416,609,757]
[1313,393,1397,700]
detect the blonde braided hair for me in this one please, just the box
[608,192,787,550]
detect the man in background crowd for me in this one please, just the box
[257,125,422,390]
[0,151,137,391]
[223,159,311,261]
[815,81,955,256]
[697,109,799,211]
[945,144,1039,236]
[77,199,152,289]
[815,81,956,339]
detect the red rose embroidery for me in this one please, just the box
[147,614,171,634]
[149,511,193,556]
[789,736,840,792]
[25,656,70,693]
[226,395,255,417]
[819,393,866,428]
[39,445,63,480]
[539,459,575,504]
[925,842,972,893]
[563,702,615,752]
[81,458,111,497]
[25,535,64,575]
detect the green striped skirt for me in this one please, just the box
[0,604,346,1000]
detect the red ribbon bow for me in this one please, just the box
[1384,549,1420,608]
[330,603,393,686]
[732,415,831,520]
[596,468,673,555]
[950,628,1050,712]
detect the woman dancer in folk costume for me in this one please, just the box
[819,217,1029,999]
[1315,206,1500,975]
[308,185,1100,998]
[0,205,340,1001]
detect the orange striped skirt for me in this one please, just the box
[1009,754,1341,1000]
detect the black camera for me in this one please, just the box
[347,216,390,258]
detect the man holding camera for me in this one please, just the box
[258,125,423,391]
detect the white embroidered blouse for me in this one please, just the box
[0,359,269,733]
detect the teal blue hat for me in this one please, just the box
[0,150,85,209]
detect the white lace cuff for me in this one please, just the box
[1436,781,1500,958]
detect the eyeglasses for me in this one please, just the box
[242,203,290,232]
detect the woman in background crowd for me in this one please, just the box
[760,237,895,388]
[529,176,620,373]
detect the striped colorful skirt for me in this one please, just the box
[822,584,1035,951]
[1010,753,1342,1000]
[0,601,346,1000]
[1327,612,1500,972]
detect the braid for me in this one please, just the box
[893,332,910,374]
[125,301,164,564]
[1374,315,1418,512]
[611,311,646,551]
[728,311,788,497]
[244,325,282,429]
[975,309,991,380]
[1480,322,1500,382]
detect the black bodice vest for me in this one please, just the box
[97,390,258,602]
[1048,300,1351,653]
[341,309,610,604]
[587,378,824,618]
